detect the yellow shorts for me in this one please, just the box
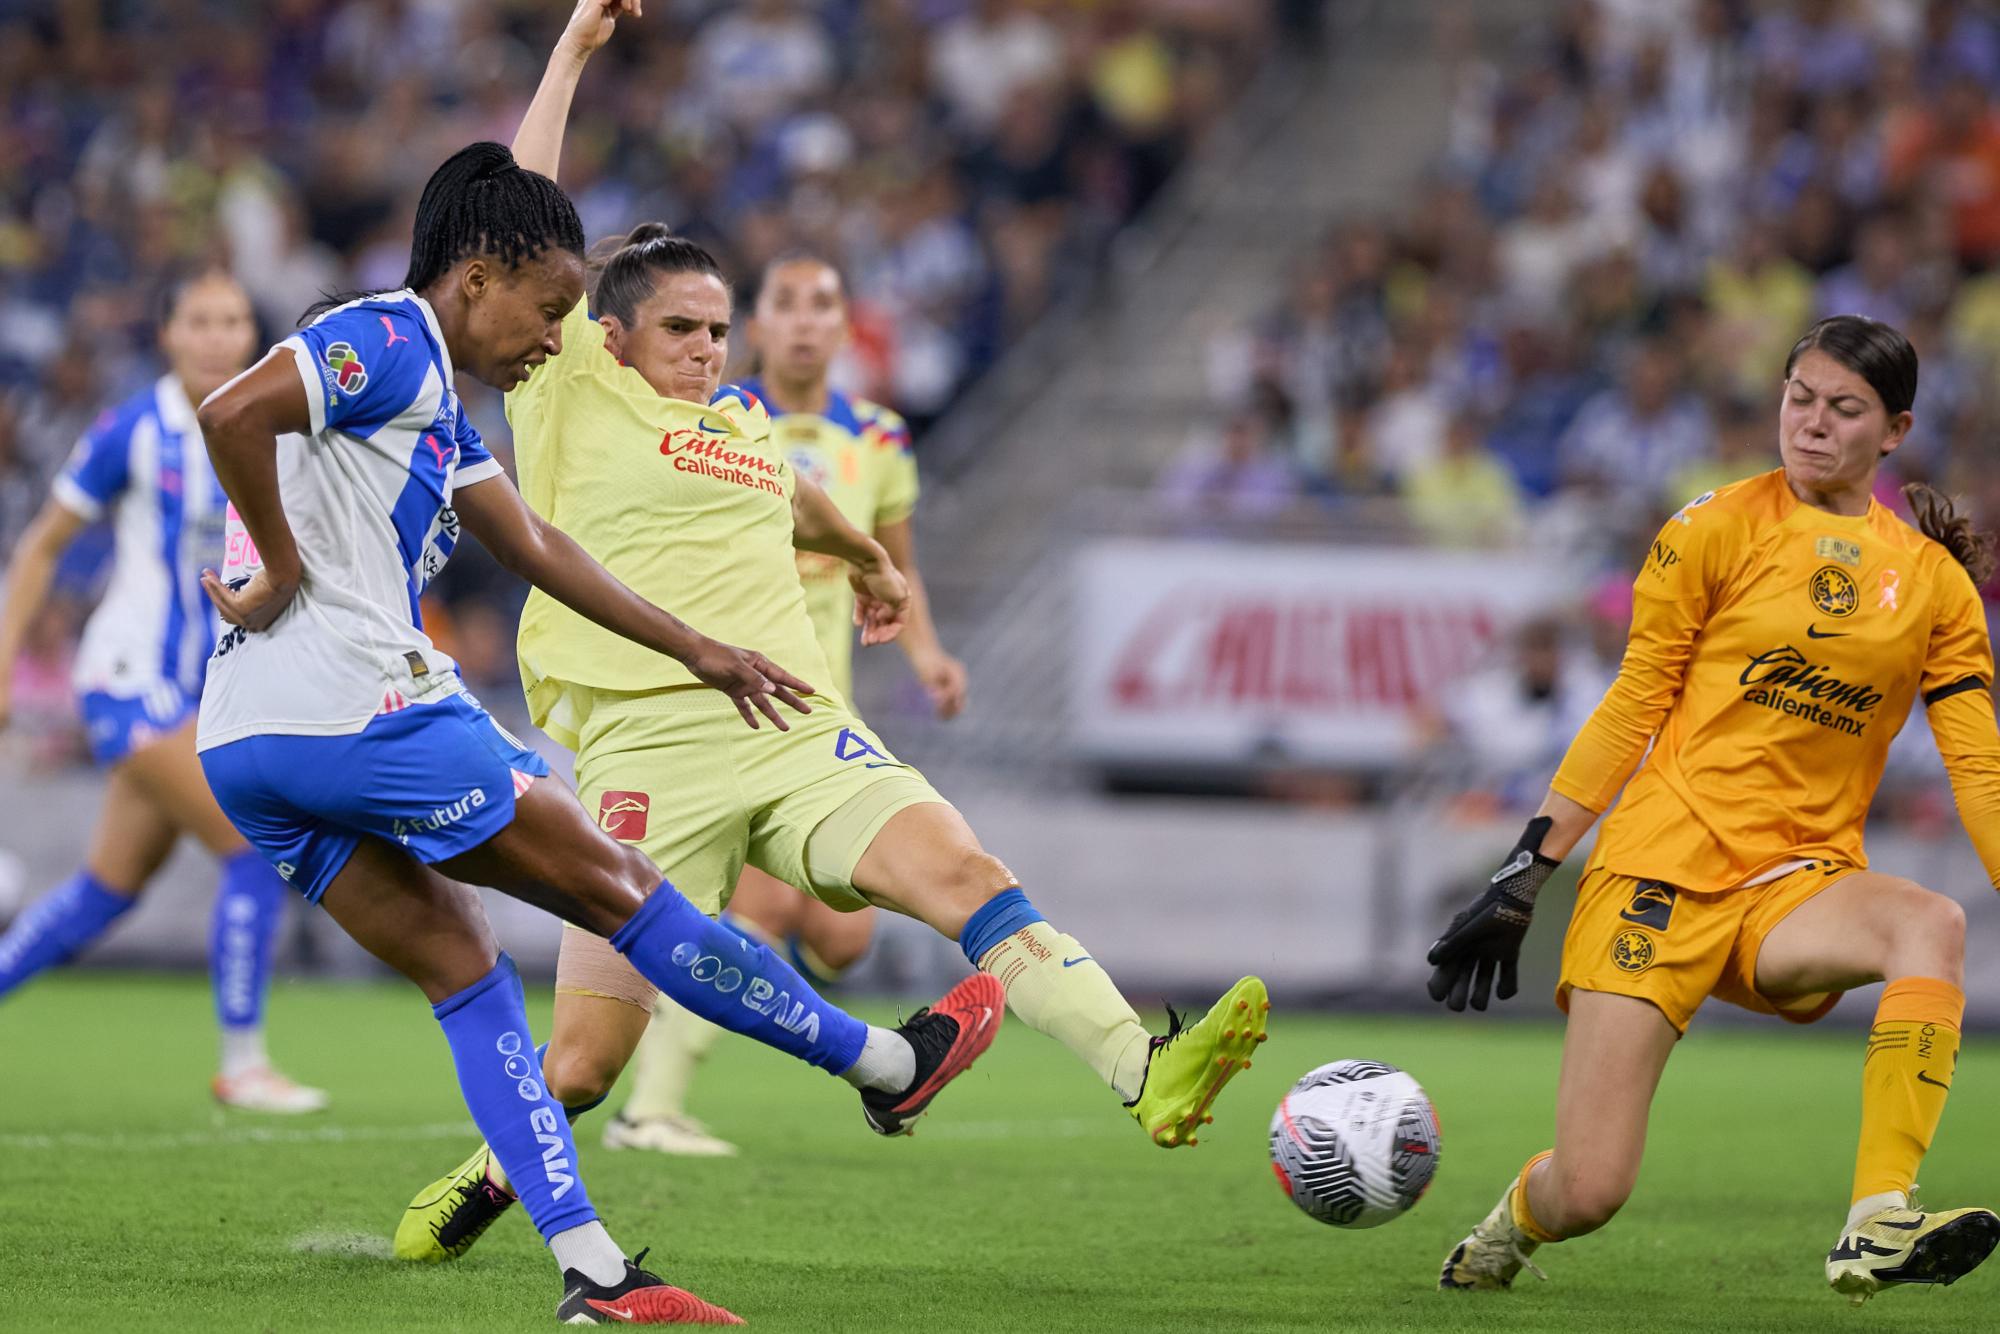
[1556,859,1858,1034]
[565,683,945,918]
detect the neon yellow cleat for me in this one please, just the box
[393,1143,517,1263]
[1827,1202,2000,1306]
[1125,976,1269,1148]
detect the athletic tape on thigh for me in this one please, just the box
[554,924,661,1011]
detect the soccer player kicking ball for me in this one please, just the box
[605,250,970,1158]
[1430,316,2000,1305]
[395,0,1268,1263]
[197,137,1002,1324]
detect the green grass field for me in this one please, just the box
[6,973,1998,1332]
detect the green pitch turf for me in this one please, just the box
[5,973,1997,1332]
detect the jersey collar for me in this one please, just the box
[407,291,455,383]
[157,373,199,434]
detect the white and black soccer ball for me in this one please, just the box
[1269,1060,1441,1228]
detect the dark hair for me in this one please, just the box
[300,142,584,322]
[155,265,244,328]
[745,248,848,311]
[587,222,726,326]
[1783,314,1917,416]
[1904,482,1996,584]
[1787,316,1994,581]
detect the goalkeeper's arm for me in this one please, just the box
[1424,791,1598,1013]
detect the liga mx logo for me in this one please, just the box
[597,790,650,841]
[323,341,368,395]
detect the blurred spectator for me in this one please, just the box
[1156,382,1306,529]
[1431,615,1608,812]
[1558,339,1713,519]
[1402,411,1526,548]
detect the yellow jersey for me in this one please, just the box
[742,378,917,699]
[1555,468,2000,891]
[505,299,834,736]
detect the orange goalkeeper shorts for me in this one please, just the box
[1556,858,1859,1034]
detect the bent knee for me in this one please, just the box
[542,1042,624,1109]
[1553,1179,1631,1236]
[1896,884,1966,957]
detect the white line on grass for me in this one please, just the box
[0,1120,474,1154]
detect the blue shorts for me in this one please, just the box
[199,692,552,903]
[79,684,198,766]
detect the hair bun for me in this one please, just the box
[623,221,676,247]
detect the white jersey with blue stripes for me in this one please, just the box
[52,374,226,702]
[196,291,502,749]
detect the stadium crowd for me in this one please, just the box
[0,0,1284,757]
[1202,0,2000,587]
[1191,0,2000,809]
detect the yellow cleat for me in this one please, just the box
[1439,1179,1546,1291]
[1125,977,1269,1148]
[1827,1202,2000,1306]
[393,1143,517,1263]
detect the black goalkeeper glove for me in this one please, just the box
[1426,816,1560,1013]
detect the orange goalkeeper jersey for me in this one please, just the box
[1554,468,2000,892]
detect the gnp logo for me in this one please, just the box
[495,1030,572,1200]
[597,790,650,841]
[668,940,822,1043]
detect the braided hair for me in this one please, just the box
[301,143,583,322]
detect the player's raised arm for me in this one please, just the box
[512,0,636,180]
[452,471,814,730]
[791,473,910,645]
[195,352,313,630]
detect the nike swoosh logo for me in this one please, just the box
[599,1304,637,1320]
[1879,1215,1927,1229]
[1806,624,1847,639]
[1917,1071,1951,1089]
[1062,956,1093,968]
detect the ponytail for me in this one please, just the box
[1905,482,1996,584]
[588,222,724,325]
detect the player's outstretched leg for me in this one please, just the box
[1440,991,1675,1291]
[851,802,1269,1148]
[321,843,740,1322]
[1826,976,1997,1304]
[0,870,135,1000]
[207,849,327,1113]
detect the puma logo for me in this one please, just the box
[380,315,410,347]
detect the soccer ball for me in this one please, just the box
[1269,1060,1440,1228]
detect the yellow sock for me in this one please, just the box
[622,993,724,1122]
[976,921,1152,1101]
[1510,1149,1560,1243]
[1852,976,1963,1205]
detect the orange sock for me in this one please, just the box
[1852,977,1963,1205]
[1510,1149,1559,1243]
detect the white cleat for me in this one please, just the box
[1439,1180,1547,1291]
[212,1067,330,1114]
[601,1112,739,1158]
[1827,1201,2000,1306]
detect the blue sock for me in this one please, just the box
[432,955,597,1241]
[210,850,290,1033]
[0,871,135,998]
[958,887,1044,967]
[611,881,867,1075]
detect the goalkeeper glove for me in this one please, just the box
[1426,815,1559,1013]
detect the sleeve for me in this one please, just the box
[709,384,775,444]
[451,405,503,489]
[868,408,918,527]
[50,407,133,520]
[283,303,436,439]
[1922,560,2000,889]
[1550,499,1725,811]
[509,297,601,408]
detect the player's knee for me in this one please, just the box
[934,850,1017,933]
[567,845,660,935]
[1896,885,1966,962]
[542,1040,622,1108]
[1554,1176,1631,1236]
